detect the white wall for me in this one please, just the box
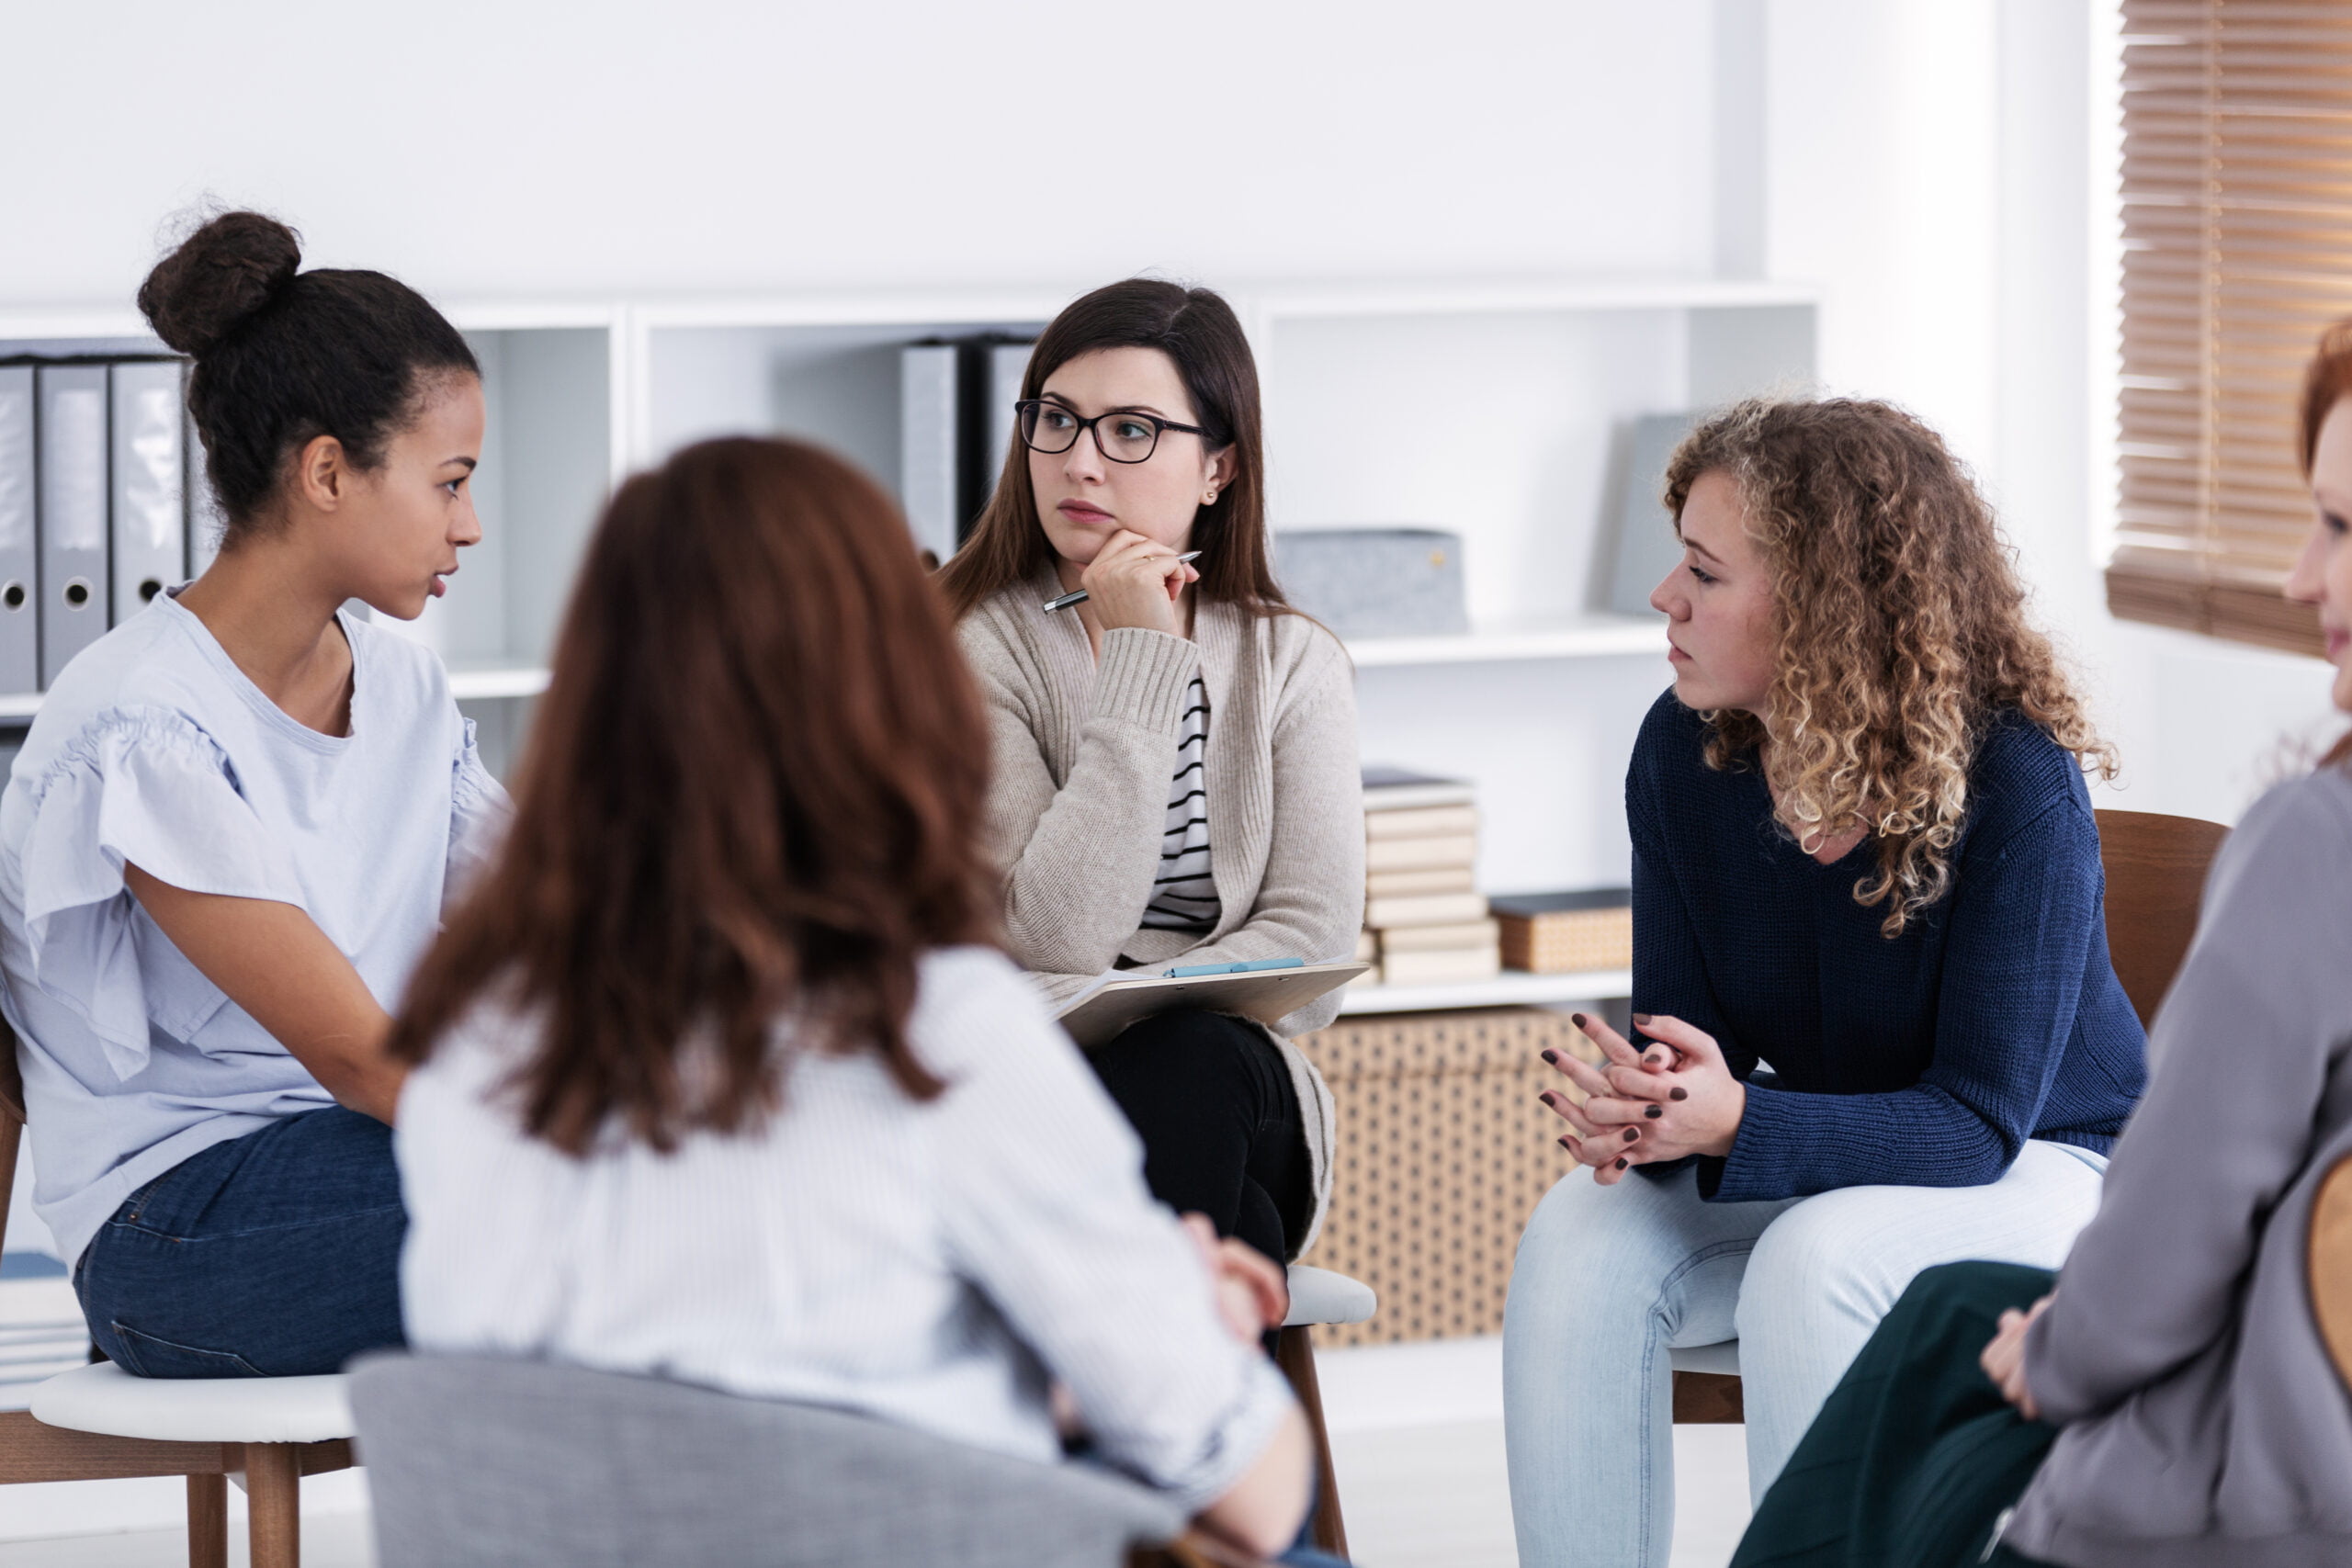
[1758,0,2335,827]
[11,1,2311,791]
[3,0,1720,305]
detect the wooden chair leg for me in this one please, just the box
[186,1472,227,1568]
[243,1442,302,1568]
[1272,1325,1347,1560]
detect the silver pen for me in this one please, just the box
[1042,551,1203,613]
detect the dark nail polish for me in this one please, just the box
[1615,1158,1628,1170]
[1645,1103,1664,1119]
[1541,1049,1559,1065]
[1557,1135,1574,1150]
[1539,1091,1557,1107]
[1571,1012,1589,1030]
[1670,1088,1689,1101]
[1623,1127,1639,1142]
[1632,1012,1653,1027]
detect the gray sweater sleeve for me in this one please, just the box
[2025,771,2352,1425]
[975,626,1200,979]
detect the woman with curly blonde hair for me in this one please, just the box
[1500,397,2146,1568]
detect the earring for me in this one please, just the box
[1204,489,1219,503]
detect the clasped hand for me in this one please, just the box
[1978,1294,2052,1420]
[1536,1012,1746,1185]
[1080,529,1199,637]
[1181,1213,1290,1342]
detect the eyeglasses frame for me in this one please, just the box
[1013,399,1217,465]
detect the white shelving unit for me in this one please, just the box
[0,304,628,775]
[1336,969,1634,1017]
[1347,614,1665,668]
[0,276,1817,1002]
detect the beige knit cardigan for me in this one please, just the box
[956,573,1364,1254]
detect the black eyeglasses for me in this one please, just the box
[1016,400,1214,465]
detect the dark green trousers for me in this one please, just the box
[1733,1261,2063,1568]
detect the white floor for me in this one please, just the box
[0,1328,1754,1566]
[1320,1335,1752,1568]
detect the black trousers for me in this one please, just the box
[1086,1008,1314,1265]
[1733,1260,2061,1568]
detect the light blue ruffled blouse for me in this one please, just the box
[0,592,509,1269]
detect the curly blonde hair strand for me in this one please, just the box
[1663,398,2115,937]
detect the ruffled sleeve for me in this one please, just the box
[18,707,307,1081]
[445,718,512,907]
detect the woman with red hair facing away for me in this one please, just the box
[387,437,1324,1562]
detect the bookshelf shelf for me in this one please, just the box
[446,663,553,702]
[1344,615,1666,668]
[0,278,1815,863]
[1334,968,1633,1016]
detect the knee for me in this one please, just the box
[1120,1007,1250,1045]
[1100,1009,1259,1079]
[1894,1261,2055,1345]
[1508,1173,1670,1327]
[1736,1192,1895,1338]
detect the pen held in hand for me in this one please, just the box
[1042,552,1203,613]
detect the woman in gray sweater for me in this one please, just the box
[1730,321,2352,1567]
[937,280,1362,1268]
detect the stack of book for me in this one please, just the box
[1356,767,1501,987]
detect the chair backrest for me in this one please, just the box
[347,1352,1186,1568]
[2095,808,2231,1030]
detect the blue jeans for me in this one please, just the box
[1501,1144,2106,1568]
[75,1106,405,1378]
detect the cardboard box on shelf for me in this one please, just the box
[1491,889,1634,975]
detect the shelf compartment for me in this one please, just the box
[1334,967,1632,1016]
[446,663,553,702]
[1344,615,1665,667]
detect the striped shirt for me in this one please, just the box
[1141,674,1219,931]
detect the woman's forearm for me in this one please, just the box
[983,634,1201,976]
[1193,1404,1312,1559]
[124,863,406,1123]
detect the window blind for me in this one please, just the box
[2110,0,2352,657]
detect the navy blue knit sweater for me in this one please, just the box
[1627,692,2144,1202]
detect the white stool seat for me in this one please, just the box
[1283,1264,1375,1328]
[1669,1339,1742,1378]
[30,1362,353,1445]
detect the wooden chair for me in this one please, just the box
[0,1019,356,1567]
[1667,807,2232,1426]
[1275,1263,1374,1558]
[2092,809,2233,1028]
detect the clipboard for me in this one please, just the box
[1054,960,1371,1048]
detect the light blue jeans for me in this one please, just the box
[1500,1141,2106,1568]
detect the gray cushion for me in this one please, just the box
[349,1352,1187,1568]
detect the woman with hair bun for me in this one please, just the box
[0,211,504,1376]
[1501,397,2145,1567]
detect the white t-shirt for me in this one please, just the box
[0,592,508,1267]
[396,946,1294,1511]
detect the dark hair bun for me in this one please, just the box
[137,211,302,357]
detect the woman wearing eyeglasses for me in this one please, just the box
[936,279,1363,1278]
